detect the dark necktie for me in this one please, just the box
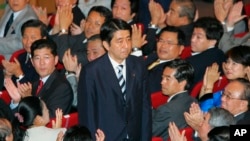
[117,65,126,101]
[4,13,14,37]
[36,80,44,95]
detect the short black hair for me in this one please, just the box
[21,19,48,38]
[88,6,113,23]
[31,39,57,58]
[164,59,194,90]
[100,18,132,45]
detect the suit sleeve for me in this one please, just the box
[46,82,73,118]
[142,28,158,55]
[0,34,22,57]
[77,67,97,138]
[141,62,152,141]
[152,106,171,138]
[218,25,244,53]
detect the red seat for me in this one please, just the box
[167,126,194,141]
[152,137,163,141]
[190,75,229,98]
[151,91,169,109]
[180,46,192,59]
[46,112,78,128]
[0,54,4,64]
[244,3,250,17]
[9,49,64,71]
[0,90,11,105]
[9,49,26,62]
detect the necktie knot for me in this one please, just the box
[117,65,123,72]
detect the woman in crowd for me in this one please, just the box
[199,45,250,111]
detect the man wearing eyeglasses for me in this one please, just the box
[146,26,185,94]
[221,78,250,124]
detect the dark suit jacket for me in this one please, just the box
[0,68,3,90]
[32,70,73,118]
[186,47,226,89]
[72,6,85,26]
[152,91,197,140]
[146,53,172,94]
[235,111,250,124]
[77,54,152,141]
[12,52,39,84]
[52,33,89,66]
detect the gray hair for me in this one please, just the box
[208,107,235,128]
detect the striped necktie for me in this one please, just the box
[117,65,126,100]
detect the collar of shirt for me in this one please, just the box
[191,46,215,56]
[167,90,187,103]
[83,39,88,44]
[108,54,126,81]
[12,9,23,21]
[159,59,172,64]
[40,75,50,84]
[234,111,246,117]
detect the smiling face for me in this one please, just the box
[103,30,131,64]
[157,31,183,60]
[8,0,28,12]
[31,48,58,78]
[223,58,247,80]
[22,27,44,53]
[84,11,106,39]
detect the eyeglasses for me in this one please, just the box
[157,39,179,46]
[221,92,244,101]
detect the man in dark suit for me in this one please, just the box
[152,59,197,140]
[2,19,48,84]
[52,6,112,66]
[77,18,151,141]
[141,0,196,55]
[5,39,73,118]
[146,26,185,94]
[186,17,226,89]
[0,0,37,60]
[221,78,250,124]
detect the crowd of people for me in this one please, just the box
[0,0,250,141]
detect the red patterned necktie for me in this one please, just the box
[36,80,43,95]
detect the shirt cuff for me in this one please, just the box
[10,100,19,109]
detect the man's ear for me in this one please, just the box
[102,41,110,51]
[54,55,59,66]
[179,80,187,90]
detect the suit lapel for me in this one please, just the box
[103,55,124,100]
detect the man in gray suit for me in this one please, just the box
[152,59,197,140]
[218,1,249,53]
[0,0,37,60]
